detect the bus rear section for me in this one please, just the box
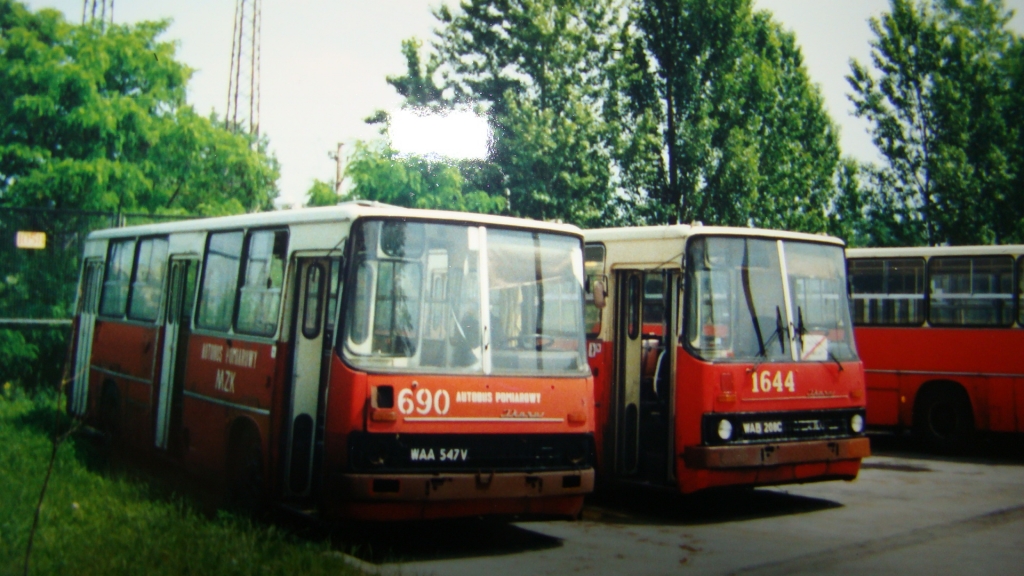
[67,206,595,521]
[585,226,869,494]
[848,246,1024,451]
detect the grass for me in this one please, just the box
[0,385,365,576]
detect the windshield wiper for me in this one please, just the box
[751,306,785,374]
[740,245,766,357]
[759,306,785,357]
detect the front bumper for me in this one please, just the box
[683,437,871,469]
[337,468,595,501]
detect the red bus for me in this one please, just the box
[584,226,868,493]
[847,245,1024,451]
[68,202,595,520]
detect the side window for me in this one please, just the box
[626,274,640,340]
[349,259,374,345]
[848,258,925,326]
[197,231,244,331]
[301,264,325,339]
[584,244,606,338]
[99,239,137,317]
[236,230,288,336]
[1019,257,1024,327]
[929,256,1013,326]
[127,237,169,322]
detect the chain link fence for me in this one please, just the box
[0,208,196,389]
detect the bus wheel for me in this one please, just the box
[914,386,974,453]
[228,427,265,514]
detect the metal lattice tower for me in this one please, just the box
[82,0,115,27]
[226,0,262,136]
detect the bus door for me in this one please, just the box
[154,258,198,453]
[614,270,677,483]
[71,260,103,416]
[283,256,342,499]
[615,271,643,475]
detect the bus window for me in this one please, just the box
[343,220,586,375]
[584,244,606,337]
[301,264,325,339]
[785,241,856,361]
[236,229,287,337]
[488,229,585,374]
[848,258,925,326]
[372,260,422,356]
[642,273,665,329]
[1019,257,1024,327]
[99,239,137,317]
[349,260,374,346]
[127,237,169,322]
[197,231,244,331]
[685,236,789,362]
[929,256,1014,327]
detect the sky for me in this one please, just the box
[22,0,1024,209]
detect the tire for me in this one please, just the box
[914,387,974,453]
[228,427,265,514]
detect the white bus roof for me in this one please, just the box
[86,201,582,241]
[585,224,844,246]
[847,245,1024,259]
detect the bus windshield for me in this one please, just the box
[685,236,856,363]
[343,219,588,376]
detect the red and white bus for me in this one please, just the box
[847,245,1024,450]
[584,226,868,493]
[68,202,595,520]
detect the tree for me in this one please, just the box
[620,0,842,231]
[0,1,279,214]
[0,1,279,388]
[385,0,617,226]
[846,0,1020,246]
[305,178,340,207]
[341,140,505,214]
[1008,36,1024,240]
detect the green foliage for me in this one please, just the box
[0,391,364,575]
[845,0,1022,246]
[305,178,341,207]
[386,0,842,232]
[0,1,280,387]
[621,0,842,231]
[0,1,279,214]
[388,0,617,226]
[343,140,505,214]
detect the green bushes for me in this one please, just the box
[0,389,362,576]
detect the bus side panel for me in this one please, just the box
[586,339,613,473]
[178,334,277,475]
[91,321,159,380]
[988,377,1016,432]
[322,355,369,510]
[675,347,709,462]
[267,340,292,497]
[858,326,1024,432]
[866,377,900,427]
[89,320,160,448]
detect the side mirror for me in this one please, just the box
[593,279,607,309]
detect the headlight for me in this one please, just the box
[851,414,864,434]
[717,419,733,441]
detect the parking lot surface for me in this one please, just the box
[345,436,1024,575]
